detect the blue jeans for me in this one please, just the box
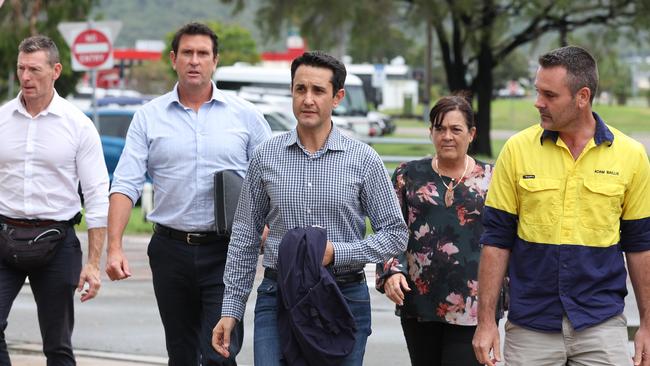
[253,277,371,366]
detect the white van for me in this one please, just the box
[213,65,381,137]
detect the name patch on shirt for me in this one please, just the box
[594,169,619,176]
[522,174,535,179]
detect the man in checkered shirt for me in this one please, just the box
[212,51,408,365]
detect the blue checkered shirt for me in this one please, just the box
[222,126,408,320]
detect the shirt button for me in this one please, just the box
[306,208,311,214]
[307,182,312,187]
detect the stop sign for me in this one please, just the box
[72,29,112,68]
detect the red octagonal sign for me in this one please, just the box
[72,29,111,68]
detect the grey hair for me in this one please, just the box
[19,35,60,65]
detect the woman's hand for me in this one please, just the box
[384,273,411,306]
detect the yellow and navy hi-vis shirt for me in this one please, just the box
[481,112,650,332]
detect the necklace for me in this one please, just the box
[434,156,470,208]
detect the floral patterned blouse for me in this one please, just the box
[376,157,493,325]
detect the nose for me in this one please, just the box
[534,94,544,110]
[303,91,314,105]
[18,69,30,82]
[190,52,200,64]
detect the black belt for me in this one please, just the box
[0,212,81,228]
[154,224,228,245]
[264,267,366,286]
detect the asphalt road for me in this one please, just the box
[6,234,412,365]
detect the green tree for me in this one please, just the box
[347,23,415,64]
[127,60,176,95]
[238,0,644,156]
[163,20,260,79]
[573,31,634,106]
[492,50,531,92]
[408,0,642,156]
[0,0,97,99]
[597,55,633,106]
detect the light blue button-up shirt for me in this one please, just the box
[110,82,271,231]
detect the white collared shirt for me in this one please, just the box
[0,91,109,228]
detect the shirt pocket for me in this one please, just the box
[580,179,624,230]
[518,178,562,226]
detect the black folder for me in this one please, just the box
[213,170,244,236]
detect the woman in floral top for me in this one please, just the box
[377,95,496,366]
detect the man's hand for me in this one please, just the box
[633,324,650,366]
[322,240,334,266]
[383,273,411,306]
[472,322,501,366]
[77,263,101,302]
[212,317,238,358]
[105,247,131,281]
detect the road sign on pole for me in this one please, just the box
[58,21,121,71]
[72,29,112,69]
[58,20,122,130]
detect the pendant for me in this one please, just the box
[444,187,454,207]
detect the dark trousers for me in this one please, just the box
[0,226,82,366]
[401,317,481,366]
[148,232,243,366]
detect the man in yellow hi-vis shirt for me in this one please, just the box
[473,46,650,366]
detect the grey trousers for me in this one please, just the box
[504,314,631,366]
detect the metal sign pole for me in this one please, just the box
[91,69,99,130]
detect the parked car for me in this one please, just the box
[224,89,361,139]
[85,108,137,180]
[254,103,296,136]
[85,107,154,217]
[214,65,382,137]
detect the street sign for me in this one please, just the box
[72,29,111,69]
[58,21,121,71]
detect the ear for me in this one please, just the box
[52,63,62,81]
[332,88,345,108]
[213,53,219,69]
[469,126,477,142]
[576,86,590,108]
[170,50,177,71]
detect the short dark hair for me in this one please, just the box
[171,22,219,58]
[18,35,60,65]
[291,51,346,96]
[538,46,598,104]
[429,95,475,130]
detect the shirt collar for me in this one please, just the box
[166,81,226,109]
[15,89,64,117]
[285,123,347,152]
[540,112,614,146]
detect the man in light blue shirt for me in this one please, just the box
[106,23,271,365]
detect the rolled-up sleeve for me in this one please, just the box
[332,151,408,267]
[109,109,149,205]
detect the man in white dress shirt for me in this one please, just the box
[0,35,109,365]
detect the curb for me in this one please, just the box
[8,342,167,365]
